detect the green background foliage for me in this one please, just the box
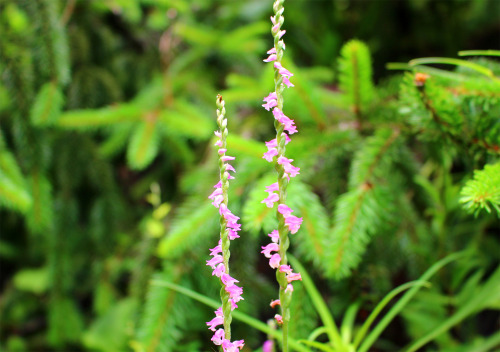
[0,0,499,351]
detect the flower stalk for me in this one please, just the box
[261,1,303,351]
[206,95,244,352]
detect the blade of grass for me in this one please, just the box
[352,281,429,349]
[357,251,467,352]
[151,280,311,352]
[341,301,361,344]
[408,57,496,79]
[288,255,346,351]
[297,340,335,352]
[458,50,500,57]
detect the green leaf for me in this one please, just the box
[0,150,32,213]
[126,120,160,170]
[58,105,142,129]
[13,267,49,294]
[30,81,64,126]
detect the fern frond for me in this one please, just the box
[460,162,500,216]
[126,120,160,170]
[135,270,184,352]
[156,198,218,259]
[26,171,53,234]
[0,146,32,212]
[30,81,64,126]
[327,129,400,279]
[242,174,278,236]
[338,40,374,118]
[58,105,142,129]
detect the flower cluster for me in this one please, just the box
[206,95,244,351]
[261,0,303,329]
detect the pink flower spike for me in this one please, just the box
[211,328,225,345]
[279,265,292,274]
[218,148,227,155]
[263,54,277,62]
[207,255,224,269]
[285,283,294,293]
[267,47,277,55]
[278,204,293,217]
[270,253,281,268]
[275,314,283,324]
[270,299,281,308]
[221,155,235,162]
[261,192,279,208]
[206,316,224,331]
[265,182,279,192]
[287,272,302,283]
[268,229,280,243]
[263,148,278,162]
[261,242,279,258]
[213,263,225,277]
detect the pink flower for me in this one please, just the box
[225,164,236,173]
[285,283,294,293]
[270,299,281,308]
[278,30,286,39]
[265,182,279,192]
[215,140,223,147]
[221,155,235,162]
[261,242,279,258]
[207,316,224,331]
[275,314,283,324]
[263,148,278,162]
[215,307,223,317]
[262,99,277,111]
[209,243,222,256]
[218,148,227,155]
[285,215,302,234]
[221,274,239,286]
[283,76,294,88]
[261,193,279,208]
[274,62,293,78]
[269,253,281,268]
[277,204,293,217]
[207,255,223,269]
[228,229,240,240]
[268,229,279,243]
[222,339,245,352]
[263,340,274,352]
[226,284,244,301]
[212,328,225,345]
[284,163,300,177]
[214,131,222,138]
[287,272,302,283]
[267,48,277,55]
[279,265,292,274]
[212,263,225,277]
[263,54,277,62]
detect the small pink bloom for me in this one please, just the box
[263,54,277,62]
[278,30,286,39]
[263,148,278,162]
[269,253,281,268]
[261,242,279,258]
[215,306,223,317]
[221,273,239,286]
[214,131,222,138]
[225,164,236,173]
[285,283,294,293]
[262,99,278,111]
[265,182,279,192]
[267,48,277,55]
[277,204,293,217]
[215,140,223,147]
[261,192,279,208]
[207,255,224,269]
[279,265,292,274]
[214,181,222,188]
[208,188,222,200]
[283,76,294,88]
[218,148,227,155]
[284,163,300,177]
[268,229,279,243]
[265,139,277,148]
[225,284,244,301]
[206,316,224,331]
[229,299,238,310]
[285,215,303,234]
[287,272,302,283]
[270,16,277,25]
[228,229,240,240]
[263,340,274,352]
[270,299,281,308]
[211,328,225,344]
[275,314,283,324]
[213,263,225,277]
[221,155,235,162]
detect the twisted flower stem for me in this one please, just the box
[216,95,233,340]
